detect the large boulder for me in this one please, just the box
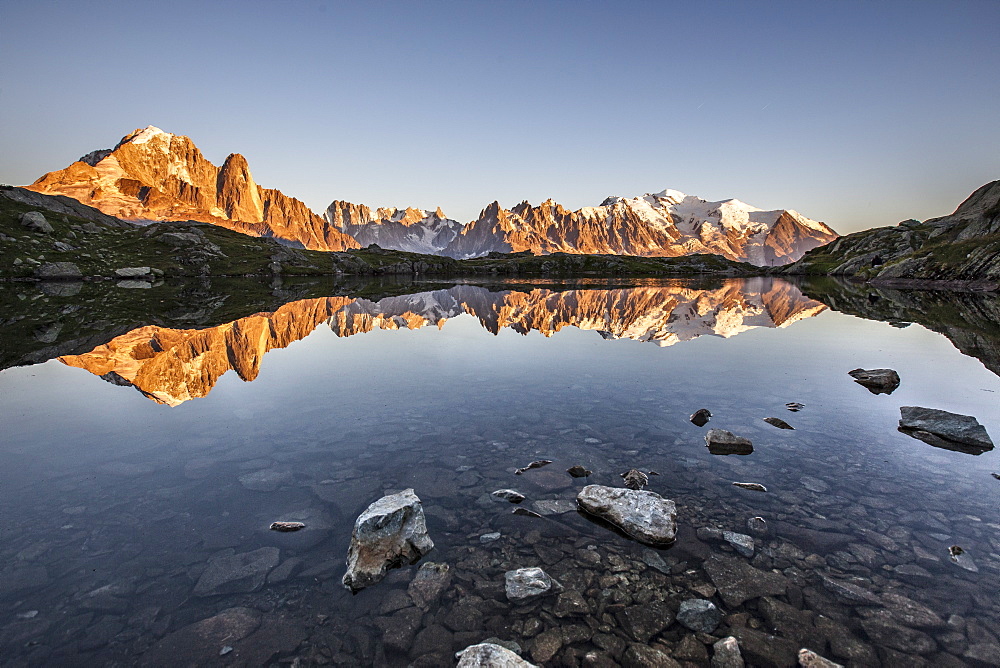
[342,488,433,592]
[20,211,53,233]
[898,406,993,452]
[35,262,82,279]
[576,485,677,545]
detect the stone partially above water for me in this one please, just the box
[342,488,434,592]
[763,417,794,430]
[456,642,538,667]
[505,567,560,602]
[706,429,753,455]
[690,408,712,427]
[576,484,677,545]
[848,368,901,394]
[898,406,994,452]
[269,521,305,532]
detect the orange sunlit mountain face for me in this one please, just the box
[59,279,824,406]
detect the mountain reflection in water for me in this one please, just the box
[58,278,826,405]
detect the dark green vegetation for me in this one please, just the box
[781,180,1000,289]
[798,276,1000,376]
[0,186,758,281]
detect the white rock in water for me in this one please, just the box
[342,488,433,592]
[456,642,539,667]
[504,567,560,602]
[576,484,677,545]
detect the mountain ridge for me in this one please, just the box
[24,126,835,265]
[27,126,359,252]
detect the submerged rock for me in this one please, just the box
[747,516,768,537]
[456,642,538,667]
[763,417,794,430]
[513,508,543,518]
[620,469,649,490]
[712,636,745,668]
[408,562,451,608]
[576,484,677,545]
[849,368,901,394]
[690,408,712,427]
[949,545,979,572]
[898,406,993,452]
[194,547,280,597]
[785,402,805,412]
[505,567,560,602]
[491,489,526,504]
[732,482,767,492]
[342,488,434,592]
[704,554,788,607]
[722,531,755,557]
[798,648,843,667]
[677,599,722,633]
[515,460,553,475]
[706,429,753,455]
[566,465,591,478]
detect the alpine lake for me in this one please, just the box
[1,275,999,667]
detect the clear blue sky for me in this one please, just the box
[2,0,998,233]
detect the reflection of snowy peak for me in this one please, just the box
[325,201,462,254]
[326,279,827,344]
[60,280,825,405]
[443,190,837,266]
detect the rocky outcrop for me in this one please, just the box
[782,180,1000,287]
[27,126,358,252]
[443,190,836,265]
[576,485,678,545]
[342,489,434,592]
[326,201,462,254]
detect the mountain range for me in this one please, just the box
[27,126,836,265]
[59,280,826,405]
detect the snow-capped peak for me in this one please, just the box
[128,126,172,145]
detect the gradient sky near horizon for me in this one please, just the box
[1,1,998,234]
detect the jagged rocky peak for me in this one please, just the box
[442,188,836,265]
[325,199,462,255]
[26,126,357,252]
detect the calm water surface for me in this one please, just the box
[0,277,998,666]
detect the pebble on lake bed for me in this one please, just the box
[269,521,305,532]
[732,482,767,492]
